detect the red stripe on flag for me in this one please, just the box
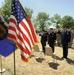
[25,16,38,43]
[17,42,30,55]
[17,36,31,55]
[8,26,16,32]
[18,23,32,49]
[8,33,16,40]
[10,18,17,25]
[20,21,34,46]
[21,54,28,62]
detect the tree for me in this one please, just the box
[61,15,74,29]
[24,7,33,19]
[0,0,33,24]
[50,14,61,28]
[0,0,12,23]
[33,18,40,30]
[34,12,50,31]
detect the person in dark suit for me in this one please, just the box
[39,30,47,53]
[47,28,56,53]
[58,26,71,59]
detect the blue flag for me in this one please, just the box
[0,20,16,57]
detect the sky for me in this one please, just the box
[0,0,74,18]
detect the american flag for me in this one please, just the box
[8,0,38,62]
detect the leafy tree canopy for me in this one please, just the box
[61,15,74,29]
[24,7,33,19]
[34,12,50,31]
[0,0,12,23]
[50,14,61,28]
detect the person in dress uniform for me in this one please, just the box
[39,30,47,53]
[47,28,56,53]
[58,26,71,59]
[68,29,74,48]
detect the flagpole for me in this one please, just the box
[13,50,16,75]
[0,54,2,75]
[0,55,6,75]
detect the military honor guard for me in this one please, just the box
[39,30,47,54]
[58,26,71,59]
[47,28,56,53]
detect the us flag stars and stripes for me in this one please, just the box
[8,0,38,62]
[11,0,24,24]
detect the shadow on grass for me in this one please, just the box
[53,55,63,61]
[66,58,74,65]
[36,58,45,63]
[54,56,74,65]
[48,62,59,70]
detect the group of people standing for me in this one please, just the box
[39,26,72,60]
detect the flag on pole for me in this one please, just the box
[8,0,38,62]
[0,20,16,57]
